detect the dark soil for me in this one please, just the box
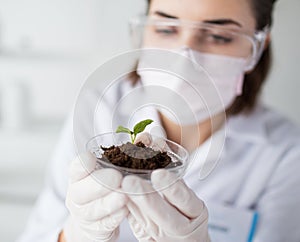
[100,141,172,170]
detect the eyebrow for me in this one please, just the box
[203,19,242,27]
[153,11,178,19]
[152,11,242,27]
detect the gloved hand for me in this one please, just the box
[136,132,170,151]
[64,152,129,242]
[122,169,210,242]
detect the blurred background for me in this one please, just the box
[0,0,299,241]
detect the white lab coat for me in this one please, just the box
[17,79,300,242]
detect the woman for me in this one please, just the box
[18,0,300,241]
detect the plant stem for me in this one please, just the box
[130,134,135,143]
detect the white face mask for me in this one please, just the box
[137,47,247,125]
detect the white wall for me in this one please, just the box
[262,0,300,125]
[0,0,146,121]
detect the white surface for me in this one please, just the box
[0,202,33,242]
[0,127,60,242]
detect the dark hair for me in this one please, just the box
[129,0,278,115]
[228,0,277,114]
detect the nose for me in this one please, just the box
[179,29,198,50]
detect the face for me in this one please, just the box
[143,0,258,59]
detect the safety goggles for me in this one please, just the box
[129,15,269,71]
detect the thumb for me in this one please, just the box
[69,152,97,183]
[151,169,205,219]
[135,132,152,146]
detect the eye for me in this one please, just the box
[154,26,178,35]
[209,34,233,44]
[199,29,235,45]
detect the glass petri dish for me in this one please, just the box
[86,132,189,180]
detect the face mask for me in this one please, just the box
[137,47,247,125]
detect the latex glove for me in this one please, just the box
[135,132,170,151]
[64,152,129,242]
[122,169,210,242]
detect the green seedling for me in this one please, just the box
[116,119,153,143]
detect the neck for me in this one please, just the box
[159,112,226,152]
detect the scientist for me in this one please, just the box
[18,0,300,241]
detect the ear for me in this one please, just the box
[245,32,271,74]
[264,32,271,50]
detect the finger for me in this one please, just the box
[122,175,189,235]
[152,137,171,152]
[135,132,152,146]
[127,201,159,237]
[69,168,123,204]
[127,213,156,242]
[99,206,129,232]
[135,133,171,154]
[67,191,128,222]
[151,169,204,219]
[69,152,97,183]
[127,201,147,228]
[78,209,125,241]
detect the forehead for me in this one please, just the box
[149,0,256,30]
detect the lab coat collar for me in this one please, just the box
[226,104,268,144]
[187,123,227,179]
[184,105,269,180]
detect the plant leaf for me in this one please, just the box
[116,126,132,134]
[133,119,153,135]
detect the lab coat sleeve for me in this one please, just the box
[16,116,75,242]
[253,143,300,242]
